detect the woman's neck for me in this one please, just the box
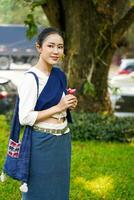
[35,60,52,76]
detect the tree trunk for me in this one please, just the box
[41,0,134,113]
[62,0,115,112]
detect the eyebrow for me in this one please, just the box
[48,42,64,45]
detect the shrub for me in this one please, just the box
[70,112,134,142]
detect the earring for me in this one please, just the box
[60,53,65,61]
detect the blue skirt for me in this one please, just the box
[22,130,71,200]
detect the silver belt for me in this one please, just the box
[33,125,69,135]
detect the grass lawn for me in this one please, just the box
[0,115,134,200]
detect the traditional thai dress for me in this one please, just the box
[18,66,72,200]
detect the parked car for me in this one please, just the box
[0,24,40,70]
[109,64,134,116]
[0,77,17,116]
[116,58,134,75]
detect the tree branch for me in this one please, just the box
[41,0,61,28]
[112,6,134,43]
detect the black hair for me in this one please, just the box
[36,27,64,47]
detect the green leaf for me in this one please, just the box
[24,13,38,39]
[83,81,95,97]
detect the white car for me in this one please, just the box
[116,58,134,75]
[109,58,134,116]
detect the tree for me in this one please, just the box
[23,0,134,113]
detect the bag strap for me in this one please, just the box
[27,71,39,98]
[10,71,39,142]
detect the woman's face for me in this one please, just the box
[37,33,64,65]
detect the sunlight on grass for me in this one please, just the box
[74,175,114,198]
[128,142,134,147]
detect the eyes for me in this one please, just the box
[47,44,64,49]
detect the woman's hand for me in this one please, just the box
[56,94,78,112]
[69,98,78,110]
[36,95,78,123]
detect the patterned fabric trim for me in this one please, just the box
[7,139,21,158]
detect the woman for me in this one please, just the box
[19,27,78,200]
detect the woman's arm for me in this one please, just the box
[35,94,77,123]
[18,73,39,126]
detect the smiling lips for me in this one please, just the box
[50,56,59,60]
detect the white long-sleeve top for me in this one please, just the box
[18,67,69,132]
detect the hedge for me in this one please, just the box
[69,112,134,142]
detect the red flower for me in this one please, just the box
[67,88,76,95]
